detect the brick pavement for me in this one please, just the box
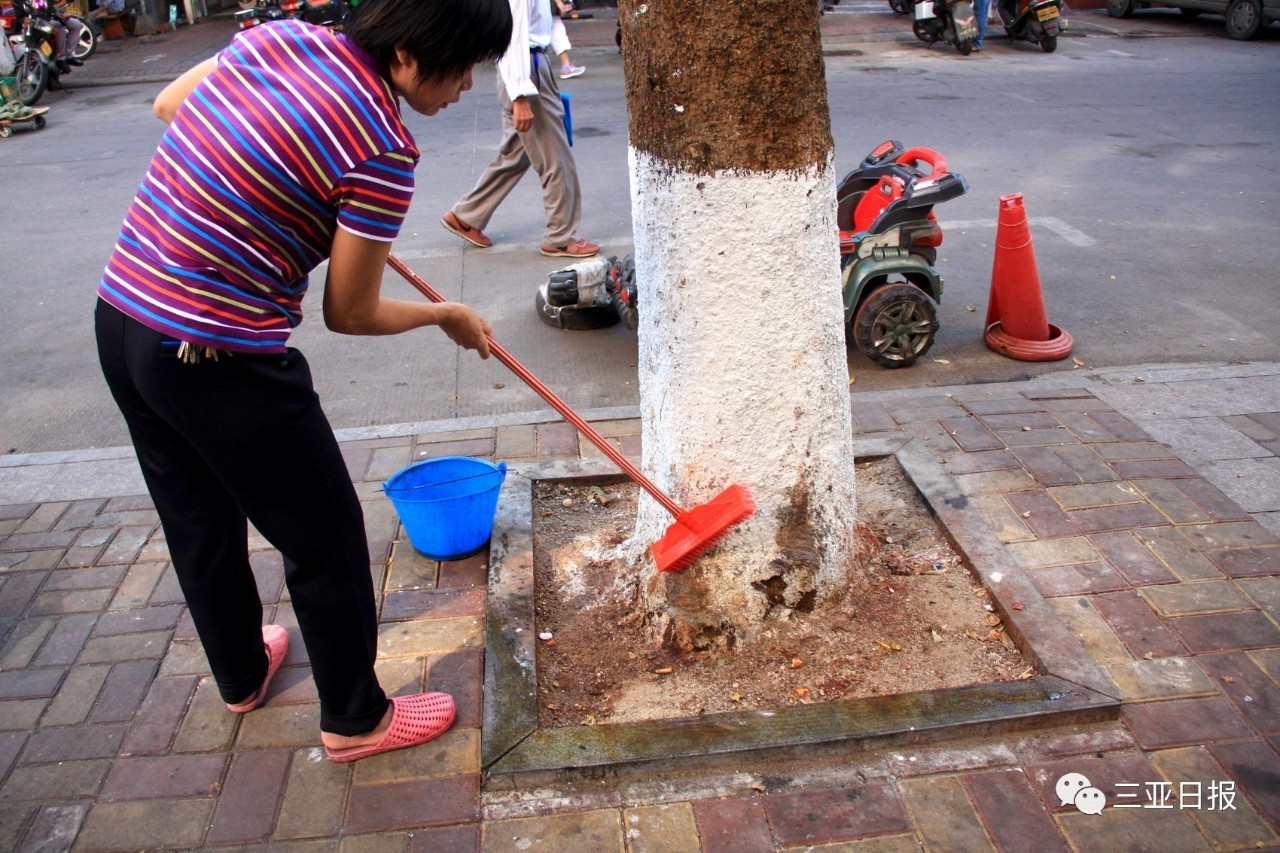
[2,367,1279,850]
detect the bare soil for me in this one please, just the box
[533,458,1030,728]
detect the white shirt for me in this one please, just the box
[497,0,555,101]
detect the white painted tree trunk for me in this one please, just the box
[629,148,860,649]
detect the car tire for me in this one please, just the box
[850,283,938,368]
[1106,0,1135,18]
[1224,0,1261,39]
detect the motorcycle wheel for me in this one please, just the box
[72,16,96,60]
[912,20,938,42]
[889,0,911,14]
[14,53,47,107]
[956,38,974,55]
[851,282,938,368]
[1040,34,1058,51]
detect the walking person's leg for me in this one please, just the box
[448,80,534,244]
[522,50,585,251]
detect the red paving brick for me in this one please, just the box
[1122,697,1256,750]
[1005,491,1080,538]
[763,784,911,847]
[1205,545,1280,578]
[1166,610,1280,653]
[964,769,1070,853]
[1090,590,1187,660]
[1091,530,1180,586]
[694,796,775,853]
[99,754,229,800]
[1028,563,1132,597]
[343,775,480,834]
[206,749,291,845]
[1195,652,1280,735]
[1208,739,1280,827]
[426,649,484,730]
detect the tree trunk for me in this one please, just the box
[620,0,860,651]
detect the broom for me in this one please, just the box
[387,254,756,573]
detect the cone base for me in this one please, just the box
[984,321,1074,362]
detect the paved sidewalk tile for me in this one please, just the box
[694,797,775,853]
[482,808,624,852]
[763,783,910,847]
[964,768,1069,853]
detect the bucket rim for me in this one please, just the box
[383,456,507,501]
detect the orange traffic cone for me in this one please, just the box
[983,193,1074,361]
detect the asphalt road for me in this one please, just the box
[2,26,1278,454]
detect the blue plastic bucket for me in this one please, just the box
[383,456,507,561]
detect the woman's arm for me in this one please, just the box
[154,57,217,123]
[322,227,492,358]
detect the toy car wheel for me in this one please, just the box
[851,283,938,368]
[1225,0,1261,39]
[1106,0,1135,17]
[534,290,620,331]
[0,124,11,139]
[34,115,46,128]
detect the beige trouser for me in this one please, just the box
[452,48,582,247]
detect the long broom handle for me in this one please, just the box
[386,254,685,518]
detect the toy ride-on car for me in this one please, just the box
[837,140,968,367]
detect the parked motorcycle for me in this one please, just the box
[912,0,980,55]
[9,13,68,106]
[235,0,350,31]
[998,0,1064,51]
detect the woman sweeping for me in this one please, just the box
[94,0,512,762]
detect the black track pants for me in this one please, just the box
[95,300,388,735]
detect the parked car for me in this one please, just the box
[1107,0,1279,40]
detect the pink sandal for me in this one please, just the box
[226,624,289,713]
[323,692,457,763]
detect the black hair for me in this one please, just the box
[345,0,513,83]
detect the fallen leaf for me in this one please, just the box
[580,714,596,726]
[1011,602,1024,611]
[655,667,673,675]
[998,632,1016,650]
[794,687,810,697]
[1223,676,1236,684]
[791,657,804,669]
[985,613,1002,627]
[730,692,742,702]
[932,358,951,364]
[849,375,857,385]
[1072,357,1085,368]
[492,382,505,389]
[875,640,894,651]
[965,305,976,312]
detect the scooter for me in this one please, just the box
[835,140,968,367]
[912,0,980,55]
[559,141,966,369]
[998,0,1065,52]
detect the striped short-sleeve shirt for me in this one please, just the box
[97,20,418,354]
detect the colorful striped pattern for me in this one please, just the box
[98,20,418,354]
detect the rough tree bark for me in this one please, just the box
[620,0,860,651]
